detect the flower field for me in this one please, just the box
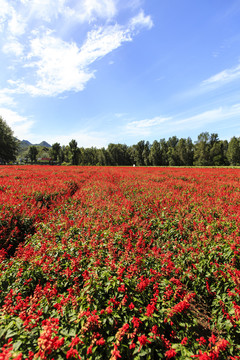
[0,165,240,359]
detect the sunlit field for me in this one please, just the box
[0,166,240,359]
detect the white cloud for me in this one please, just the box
[79,24,132,66]
[174,103,240,128]
[125,103,240,137]
[176,62,240,102]
[8,10,26,36]
[0,90,16,106]
[3,40,24,56]
[129,10,153,31]
[80,0,117,21]
[115,112,127,118]
[0,107,34,139]
[6,10,152,97]
[0,0,13,32]
[129,116,170,128]
[13,33,95,96]
[202,64,240,87]
[126,116,170,136]
[25,0,66,22]
[8,25,131,96]
[3,0,117,35]
[0,1,153,98]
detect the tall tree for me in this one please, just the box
[142,141,150,166]
[227,137,240,166]
[159,138,168,166]
[176,137,194,166]
[28,146,38,163]
[62,145,70,163]
[69,139,79,165]
[107,143,130,165]
[209,140,228,166]
[131,140,146,166]
[51,142,61,163]
[0,116,19,163]
[149,140,161,166]
[167,136,179,166]
[194,132,211,166]
[97,148,108,166]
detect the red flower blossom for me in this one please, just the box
[165,348,177,359]
[138,335,151,348]
[66,348,81,359]
[129,302,135,310]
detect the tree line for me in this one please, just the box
[1,116,240,166]
[25,133,240,167]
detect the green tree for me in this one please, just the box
[159,138,168,166]
[167,136,179,166]
[194,132,211,166]
[149,140,161,166]
[227,137,240,166]
[176,137,194,166]
[142,141,150,165]
[107,143,130,166]
[69,139,79,165]
[28,146,38,163]
[130,140,147,166]
[50,142,61,163]
[61,145,70,163]
[209,138,228,166]
[97,148,108,166]
[0,116,19,163]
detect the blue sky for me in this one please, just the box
[0,0,240,147]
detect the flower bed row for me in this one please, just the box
[0,166,240,359]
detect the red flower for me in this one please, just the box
[96,338,105,346]
[131,316,142,328]
[87,345,93,354]
[145,303,156,317]
[165,348,177,359]
[138,335,151,348]
[129,302,135,310]
[118,284,126,293]
[66,348,81,359]
[181,337,188,345]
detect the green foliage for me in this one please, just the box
[227,137,240,166]
[28,146,38,163]
[0,116,19,163]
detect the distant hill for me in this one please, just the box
[19,140,51,148]
[38,141,51,148]
[17,140,52,161]
[20,140,32,148]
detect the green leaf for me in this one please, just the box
[6,329,17,338]
[13,340,22,351]
[60,328,69,336]
[69,328,76,337]
[15,317,22,330]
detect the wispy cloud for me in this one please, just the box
[176,61,240,102]
[174,104,240,128]
[126,116,171,136]
[1,1,153,97]
[9,32,95,96]
[129,9,153,31]
[7,23,133,96]
[3,40,24,56]
[125,103,240,138]
[202,63,240,87]
[0,90,16,106]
